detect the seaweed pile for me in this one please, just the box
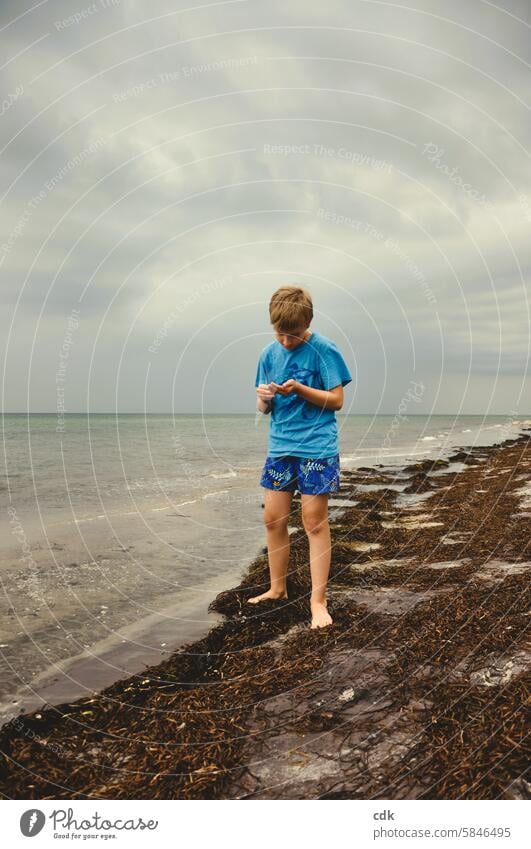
[0,431,529,799]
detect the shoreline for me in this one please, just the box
[0,488,267,718]
[0,427,529,799]
[0,593,227,728]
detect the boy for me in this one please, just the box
[251,286,352,628]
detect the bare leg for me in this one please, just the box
[301,493,333,627]
[248,488,293,603]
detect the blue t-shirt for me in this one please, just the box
[255,330,352,458]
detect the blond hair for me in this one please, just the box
[269,286,313,330]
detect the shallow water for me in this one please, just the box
[428,461,469,477]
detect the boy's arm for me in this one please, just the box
[255,351,273,414]
[288,340,351,412]
[291,382,344,411]
[256,395,273,414]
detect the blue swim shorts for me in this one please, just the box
[260,454,340,495]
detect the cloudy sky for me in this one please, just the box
[1,0,530,414]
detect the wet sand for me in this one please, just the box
[0,429,529,799]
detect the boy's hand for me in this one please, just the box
[270,379,300,396]
[256,383,277,400]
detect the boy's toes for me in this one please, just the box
[247,589,288,604]
[311,602,333,628]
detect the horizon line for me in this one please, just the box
[2,412,530,417]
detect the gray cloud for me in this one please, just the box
[1,0,529,414]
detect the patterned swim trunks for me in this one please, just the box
[260,454,340,495]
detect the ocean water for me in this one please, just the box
[1,412,529,565]
[2,413,529,502]
[0,413,529,717]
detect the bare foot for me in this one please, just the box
[311,601,333,628]
[247,588,288,604]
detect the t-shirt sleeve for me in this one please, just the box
[255,349,270,387]
[319,341,352,390]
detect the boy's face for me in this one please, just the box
[273,322,310,350]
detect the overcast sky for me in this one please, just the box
[1,0,530,414]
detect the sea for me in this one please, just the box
[2,413,528,539]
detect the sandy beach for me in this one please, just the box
[0,428,529,799]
